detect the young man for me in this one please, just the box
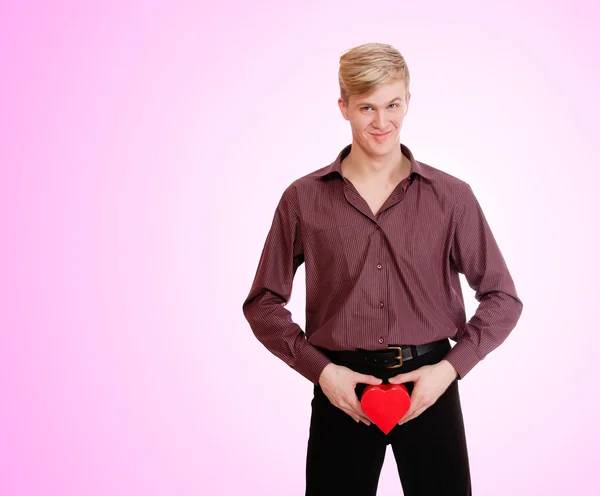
[242,42,523,495]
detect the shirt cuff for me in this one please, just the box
[296,343,333,385]
[442,338,481,380]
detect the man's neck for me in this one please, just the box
[341,140,409,184]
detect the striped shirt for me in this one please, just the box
[242,142,523,385]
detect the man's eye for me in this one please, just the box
[361,104,398,111]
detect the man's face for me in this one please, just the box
[338,79,410,158]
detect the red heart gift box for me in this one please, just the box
[360,383,411,434]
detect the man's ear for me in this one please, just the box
[338,97,350,121]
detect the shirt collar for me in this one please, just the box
[315,142,434,181]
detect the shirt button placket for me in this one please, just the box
[375,223,385,347]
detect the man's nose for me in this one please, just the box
[374,110,387,129]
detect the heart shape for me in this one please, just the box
[360,384,411,434]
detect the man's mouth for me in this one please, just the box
[371,131,391,139]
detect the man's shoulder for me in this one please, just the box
[417,158,470,191]
[295,163,334,183]
[280,162,334,195]
[273,167,328,206]
[418,159,482,215]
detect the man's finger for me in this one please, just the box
[354,372,383,386]
[388,370,419,384]
[355,412,371,425]
[342,400,371,425]
[339,399,370,425]
[347,393,365,413]
[349,396,372,425]
[399,400,421,423]
[351,398,370,419]
[399,405,428,425]
[340,407,364,424]
[340,406,359,422]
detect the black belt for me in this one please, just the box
[322,339,447,369]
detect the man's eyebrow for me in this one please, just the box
[355,97,403,107]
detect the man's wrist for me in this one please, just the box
[437,359,458,381]
[318,362,337,385]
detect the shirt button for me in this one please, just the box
[376,263,382,269]
[379,301,384,308]
[375,225,380,230]
[378,337,384,344]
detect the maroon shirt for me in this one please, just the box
[242,142,523,385]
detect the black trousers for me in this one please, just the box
[305,339,472,495]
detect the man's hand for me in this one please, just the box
[388,359,458,425]
[318,363,382,426]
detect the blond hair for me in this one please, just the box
[338,42,410,104]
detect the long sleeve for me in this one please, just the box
[443,183,524,379]
[242,184,332,385]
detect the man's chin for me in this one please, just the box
[354,137,398,156]
[369,141,397,155]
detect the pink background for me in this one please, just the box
[1,1,599,494]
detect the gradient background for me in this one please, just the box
[1,1,599,494]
